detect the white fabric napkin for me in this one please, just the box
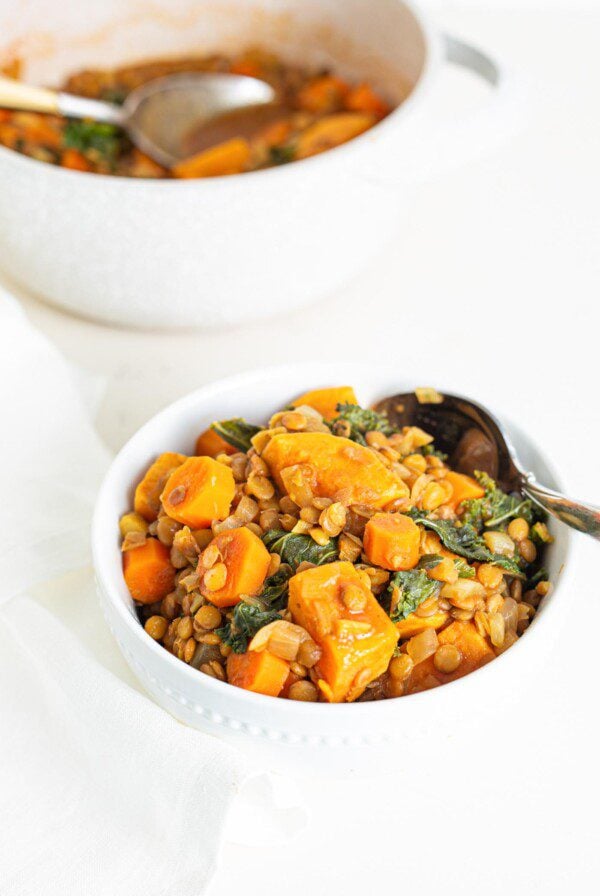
[0,292,303,895]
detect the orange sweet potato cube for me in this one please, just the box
[134,452,187,522]
[123,538,175,604]
[444,472,485,511]
[227,650,290,697]
[195,427,236,458]
[395,610,450,640]
[295,113,376,159]
[291,386,358,421]
[161,456,235,528]
[262,432,406,508]
[363,512,420,571]
[198,526,271,608]
[172,137,250,178]
[405,620,495,694]
[288,561,398,702]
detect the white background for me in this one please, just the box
[4,2,600,894]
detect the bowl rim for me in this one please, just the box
[92,361,576,718]
[0,0,440,188]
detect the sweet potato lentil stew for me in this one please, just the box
[0,50,392,177]
[120,387,553,703]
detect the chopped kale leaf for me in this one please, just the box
[269,144,296,165]
[417,553,444,570]
[419,444,449,462]
[407,509,526,577]
[454,558,476,579]
[459,471,541,531]
[329,403,394,445]
[63,120,123,162]
[525,567,549,591]
[215,603,281,654]
[262,530,338,569]
[387,568,441,622]
[211,418,261,453]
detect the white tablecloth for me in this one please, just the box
[3,4,599,894]
[0,297,305,896]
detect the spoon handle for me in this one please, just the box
[0,75,124,125]
[523,479,600,539]
[0,74,59,114]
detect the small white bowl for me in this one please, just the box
[92,363,574,775]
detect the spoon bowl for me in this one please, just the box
[121,73,277,166]
[374,389,600,538]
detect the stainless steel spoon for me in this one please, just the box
[0,72,276,167]
[374,389,600,538]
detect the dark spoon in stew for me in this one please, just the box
[374,390,600,539]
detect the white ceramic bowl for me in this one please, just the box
[92,363,574,776]
[0,0,517,329]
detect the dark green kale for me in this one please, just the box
[269,144,296,165]
[254,566,293,607]
[262,530,338,569]
[329,403,445,458]
[216,566,291,653]
[407,509,526,578]
[419,444,449,462]
[417,554,445,570]
[525,567,549,591]
[530,522,553,545]
[453,558,476,579]
[211,418,261,453]
[63,120,124,162]
[329,403,394,445]
[387,568,441,622]
[215,603,281,653]
[459,471,540,531]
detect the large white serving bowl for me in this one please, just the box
[92,363,574,776]
[0,0,517,329]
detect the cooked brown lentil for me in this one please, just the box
[194,604,222,630]
[144,615,168,641]
[433,644,462,674]
[288,681,319,702]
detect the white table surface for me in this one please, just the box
[6,5,600,894]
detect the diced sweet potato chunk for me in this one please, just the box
[161,456,235,528]
[288,561,398,702]
[62,148,92,171]
[297,75,350,113]
[405,621,495,694]
[291,386,358,421]
[395,610,450,640]
[172,137,250,178]
[438,620,495,667]
[227,650,290,697]
[262,432,405,508]
[445,471,485,511]
[345,83,390,118]
[134,452,187,522]
[296,113,376,159]
[195,427,236,458]
[123,538,175,604]
[363,513,420,570]
[198,526,271,608]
